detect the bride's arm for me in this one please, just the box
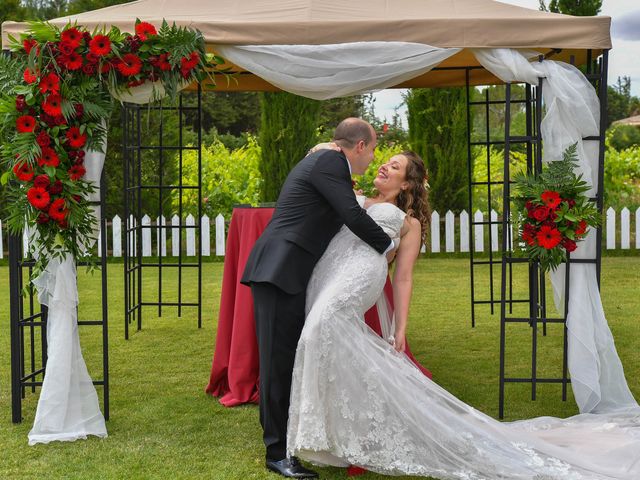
[391,217,422,352]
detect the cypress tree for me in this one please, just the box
[406,88,468,213]
[258,92,321,202]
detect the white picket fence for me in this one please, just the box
[2,207,639,259]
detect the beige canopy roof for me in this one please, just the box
[2,0,611,90]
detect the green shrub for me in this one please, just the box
[173,136,262,219]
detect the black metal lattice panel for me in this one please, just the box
[122,86,203,339]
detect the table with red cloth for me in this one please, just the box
[206,206,431,407]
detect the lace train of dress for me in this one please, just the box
[287,202,640,480]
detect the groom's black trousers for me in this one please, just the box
[250,282,306,461]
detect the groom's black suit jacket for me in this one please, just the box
[241,149,391,295]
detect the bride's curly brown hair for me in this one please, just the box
[395,151,431,245]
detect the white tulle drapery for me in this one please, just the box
[28,146,107,445]
[473,48,638,414]
[215,42,460,100]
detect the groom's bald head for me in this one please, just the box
[333,118,375,149]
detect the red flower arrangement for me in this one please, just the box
[1,19,222,276]
[513,144,600,271]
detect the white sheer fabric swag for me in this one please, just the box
[215,42,461,100]
[28,142,108,445]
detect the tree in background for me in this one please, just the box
[258,92,321,202]
[538,0,602,15]
[0,0,23,24]
[405,88,468,213]
[607,76,640,127]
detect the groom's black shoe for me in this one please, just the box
[266,457,319,478]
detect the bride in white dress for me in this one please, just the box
[287,151,640,480]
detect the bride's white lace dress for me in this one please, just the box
[287,201,640,480]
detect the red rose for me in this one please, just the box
[37,147,60,167]
[33,174,51,189]
[85,52,99,64]
[155,53,171,71]
[536,225,562,250]
[567,199,576,208]
[23,68,38,84]
[16,115,36,133]
[61,27,83,47]
[135,21,157,41]
[532,205,550,222]
[83,31,92,44]
[116,53,143,76]
[36,213,50,224]
[89,35,111,56]
[66,126,87,149]
[521,223,537,246]
[82,63,97,76]
[575,220,588,236]
[42,94,63,116]
[15,94,27,112]
[72,194,82,202]
[100,61,112,74]
[23,38,38,54]
[58,41,76,56]
[68,164,86,180]
[36,131,51,147]
[74,103,84,119]
[49,180,63,195]
[48,198,69,222]
[541,190,561,209]
[13,162,34,181]
[561,238,577,252]
[27,187,51,210]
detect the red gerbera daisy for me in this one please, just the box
[48,198,69,222]
[135,21,157,41]
[37,147,60,168]
[540,190,561,209]
[58,41,76,56]
[180,51,200,70]
[39,72,60,94]
[13,162,34,181]
[42,94,63,116]
[66,126,87,149]
[23,68,38,84]
[27,187,51,210]
[16,115,37,133]
[61,27,83,47]
[65,52,84,71]
[89,35,112,56]
[536,225,562,250]
[116,53,142,76]
[68,164,86,180]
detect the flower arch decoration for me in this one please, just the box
[1,20,226,277]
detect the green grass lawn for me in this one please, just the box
[0,257,638,479]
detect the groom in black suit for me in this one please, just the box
[241,118,392,478]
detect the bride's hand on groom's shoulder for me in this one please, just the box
[307,142,341,155]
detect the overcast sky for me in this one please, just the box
[373,0,640,126]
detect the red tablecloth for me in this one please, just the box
[206,207,430,407]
